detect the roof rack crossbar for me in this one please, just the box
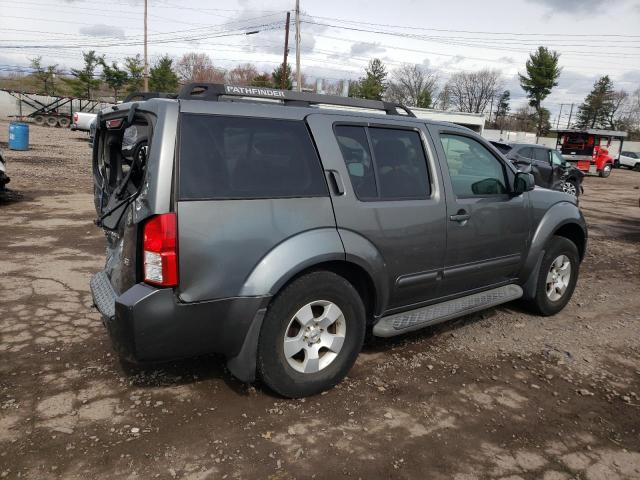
[177,83,415,117]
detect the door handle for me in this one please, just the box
[327,170,345,195]
[449,210,470,222]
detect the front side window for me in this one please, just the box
[179,115,327,200]
[440,134,508,197]
[334,125,431,200]
[550,150,565,166]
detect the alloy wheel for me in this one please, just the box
[283,300,346,374]
[546,255,572,301]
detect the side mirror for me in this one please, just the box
[514,172,535,195]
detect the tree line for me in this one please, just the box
[5,47,640,138]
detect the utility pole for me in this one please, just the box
[566,103,574,128]
[281,11,291,90]
[488,95,494,126]
[556,104,564,129]
[295,0,301,92]
[143,0,149,92]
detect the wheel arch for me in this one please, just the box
[553,222,586,261]
[270,260,379,325]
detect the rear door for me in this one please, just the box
[176,109,337,303]
[307,114,447,311]
[531,147,554,187]
[428,126,530,297]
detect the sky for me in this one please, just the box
[1,0,639,124]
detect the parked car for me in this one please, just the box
[619,151,640,171]
[490,141,584,197]
[0,150,9,191]
[90,84,587,398]
[71,111,97,132]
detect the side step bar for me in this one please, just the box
[373,284,523,338]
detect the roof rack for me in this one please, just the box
[177,83,415,117]
[123,91,178,103]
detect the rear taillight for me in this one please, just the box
[143,213,178,287]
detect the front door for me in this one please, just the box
[429,127,530,298]
[307,114,447,312]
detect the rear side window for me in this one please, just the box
[532,148,549,163]
[517,147,533,159]
[179,114,327,200]
[334,125,431,200]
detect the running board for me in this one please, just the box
[373,284,523,338]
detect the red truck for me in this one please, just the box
[553,128,627,178]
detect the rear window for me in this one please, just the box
[179,114,327,200]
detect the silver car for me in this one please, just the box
[90,84,587,397]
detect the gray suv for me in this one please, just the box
[90,84,587,397]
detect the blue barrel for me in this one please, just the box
[9,122,29,151]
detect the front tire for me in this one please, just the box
[257,271,366,398]
[633,163,640,172]
[526,236,580,316]
[599,163,612,177]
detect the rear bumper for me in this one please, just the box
[90,271,269,364]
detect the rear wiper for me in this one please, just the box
[95,147,146,227]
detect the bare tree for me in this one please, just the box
[444,69,502,114]
[608,89,628,129]
[176,52,225,83]
[386,63,439,108]
[324,79,348,96]
[226,63,259,86]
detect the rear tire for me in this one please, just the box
[46,116,58,128]
[257,271,366,398]
[526,236,579,316]
[57,117,70,128]
[561,178,580,197]
[33,115,45,126]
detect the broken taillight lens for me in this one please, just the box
[106,118,123,129]
[143,213,177,287]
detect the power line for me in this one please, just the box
[301,13,640,38]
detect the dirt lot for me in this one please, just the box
[1,120,639,480]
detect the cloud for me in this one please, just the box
[349,42,386,57]
[438,55,466,69]
[526,0,621,14]
[498,56,516,64]
[79,24,125,39]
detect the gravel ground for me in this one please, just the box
[1,120,639,480]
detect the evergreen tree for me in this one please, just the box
[250,73,272,88]
[124,55,144,93]
[100,60,129,101]
[417,89,432,108]
[272,63,292,90]
[149,55,179,93]
[519,47,561,136]
[495,90,510,128]
[64,50,102,99]
[495,90,510,119]
[349,58,387,101]
[29,57,58,95]
[575,76,615,129]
